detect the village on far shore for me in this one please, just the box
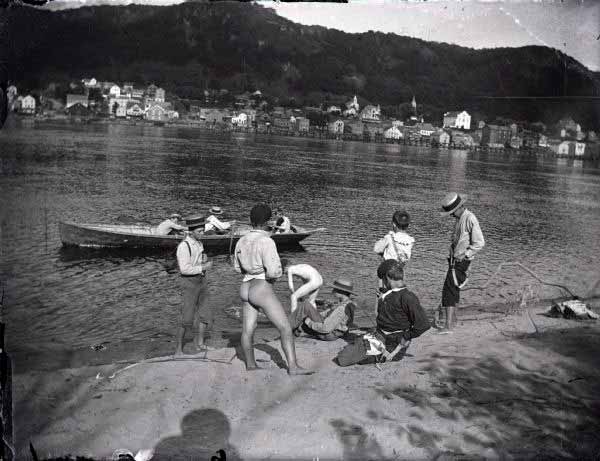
[7,77,599,159]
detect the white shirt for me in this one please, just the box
[451,209,485,260]
[176,235,205,276]
[204,215,231,232]
[155,218,186,236]
[373,231,415,262]
[275,216,291,233]
[234,229,282,282]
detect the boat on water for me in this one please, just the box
[59,221,324,251]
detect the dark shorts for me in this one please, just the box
[441,259,471,307]
[180,274,210,327]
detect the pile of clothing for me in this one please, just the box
[545,299,599,320]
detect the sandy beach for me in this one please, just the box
[12,299,600,460]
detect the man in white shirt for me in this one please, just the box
[437,193,485,333]
[175,230,213,355]
[204,206,232,234]
[155,213,187,236]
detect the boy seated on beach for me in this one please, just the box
[336,261,430,366]
[291,278,357,341]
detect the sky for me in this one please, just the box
[45,0,600,71]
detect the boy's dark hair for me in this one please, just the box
[386,263,405,281]
[275,217,284,226]
[250,203,272,226]
[377,259,398,280]
[392,210,410,230]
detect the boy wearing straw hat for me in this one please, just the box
[292,278,357,341]
[436,192,485,333]
[204,206,232,235]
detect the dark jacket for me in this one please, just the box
[376,287,431,342]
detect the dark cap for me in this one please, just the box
[392,210,410,227]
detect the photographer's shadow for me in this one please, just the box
[152,408,241,460]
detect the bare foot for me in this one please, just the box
[288,367,315,376]
[246,365,267,372]
[193,344,216,352]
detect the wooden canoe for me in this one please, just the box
[59,221,324,251]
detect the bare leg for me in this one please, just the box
[303,301,324,323]
[445,306,456,331]
[241,302,260,370]
[249,280,314,375]
[307,288,320,310]
[192,322,215,351]
[175,326,187,356]
[291,280,321,313]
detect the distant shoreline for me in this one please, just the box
[9,113,600,160]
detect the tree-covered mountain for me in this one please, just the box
[6,1,600,128]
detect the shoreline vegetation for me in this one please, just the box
[10,114,600,161]
[13,298,600,459]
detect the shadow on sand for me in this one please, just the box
[359,325,600,459]
[151,408,241,460]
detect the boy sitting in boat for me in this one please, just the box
[155,213,188,235]
[272,208,294,233]
[204,206,232,235]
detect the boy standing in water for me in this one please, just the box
[287,263,323,313]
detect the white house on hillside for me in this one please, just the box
[344,95,360,117]
[361,104,381,122]
[21,95,36,114]
[231,113,249,127]
[155,88,165,103]
[384,126,403,140]
[109,85,121,98]
[443,111,471,130]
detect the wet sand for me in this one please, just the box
[14,301,600,460]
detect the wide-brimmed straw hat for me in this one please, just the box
[329,278,356,296]
[209,206,223,215]
[440,192,467,216]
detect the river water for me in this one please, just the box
[1,121,599,354]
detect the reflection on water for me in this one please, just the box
[1,122,600,353]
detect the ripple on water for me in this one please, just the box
[1,123,600,353]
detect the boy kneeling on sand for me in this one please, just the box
[336,261,430,366]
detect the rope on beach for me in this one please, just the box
[461,261,578,299]
[101,354,233,380]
